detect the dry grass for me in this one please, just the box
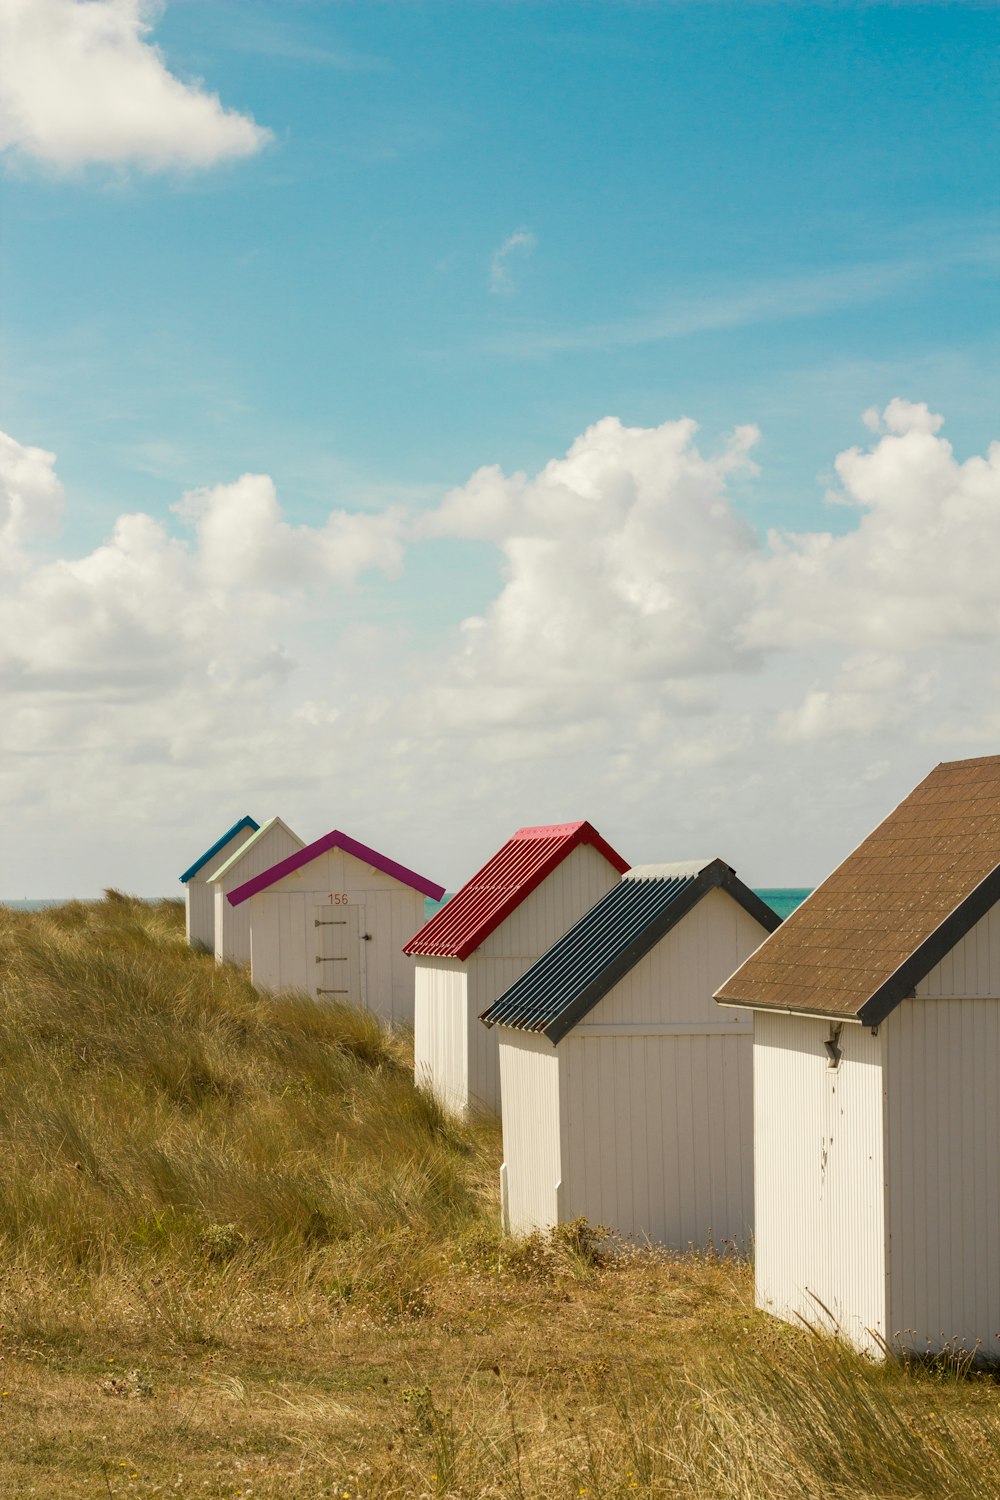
[0,895,998,1497]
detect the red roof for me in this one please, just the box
[403,821,629,961]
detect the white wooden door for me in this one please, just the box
[312,902,367,1009]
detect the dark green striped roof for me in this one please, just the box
[480,858,781,1044]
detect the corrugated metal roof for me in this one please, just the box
[227,828,445,907]
[179,816,258,884]
[482,858,780,1043]
[715,754,1000,1025]
[402,821,629,960]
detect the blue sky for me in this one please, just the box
[1,1,999,894]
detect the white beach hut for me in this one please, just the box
[228,829,444,1026]
[179,816,259,952]
[483,860,779,1246]
[716,754,1000,1359]
[405,822,629,1120]
[209,817,305,966]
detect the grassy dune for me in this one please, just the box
[0,896,998,1498]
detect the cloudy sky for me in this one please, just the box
[2,0,998,897]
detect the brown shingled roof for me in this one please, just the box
[715,755,1000,1024]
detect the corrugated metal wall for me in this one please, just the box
[214,823,304,966]
[185,825,255,951]
[754,1012,886,1354]
[498,1028,563,1234]
[247,848,424,1024]
[884,997,1000,1358]
[414,958,468,1108]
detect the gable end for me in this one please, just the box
[860,863,1000,1025]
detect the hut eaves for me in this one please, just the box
[482,858,780,1043]
[403,821,629,961]
[715,755,1000,1026]
[227,829,445,908]
[179,816,259,884]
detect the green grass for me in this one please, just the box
[0,895,998,1498]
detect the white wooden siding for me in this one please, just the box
[247,848,425,1024]
[884,998,1000,1358]
[915,904,1000,997]
[186,879,215,951]
[213,822,304,966]
[498,1029,563,1234]
[754,1012,886,1354]
[552,888,762,1249]
[184,825,256,951]
[496,886,768,1248]
[561,1030,752,1249]
[414,959,468,1110]
[415,842,622,1120]
[467,843,621,1116]
[602,887,758,1029]
[478,843,619,963]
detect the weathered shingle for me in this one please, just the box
[715,755,1000,1024]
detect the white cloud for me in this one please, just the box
[0,430,64,556]
[489,228,536,294]
[4,400,1000,896]
[753,398,1000,651]
[174,474,406,592]
[0,0,271,171]
[422,416,764,733]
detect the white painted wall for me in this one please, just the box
[498,1028,563,1234]
[561,1030,752,1249]
[915,903,1000,997]
[754,1012,887,1355]
[885,995,1000,1359]
[414,841,622,1119]
[183,824,257,952]
[247,846,426,1025]
[414,959,468,1107]
[212,820,304,967]
[499,886,768,1250]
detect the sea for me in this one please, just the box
[4,889,813,920]
[423,887,812,921]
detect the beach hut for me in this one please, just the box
[715,754,1000,1359]
[227,829,444,1026]
[482,860,779,1245]
[405,822,629,1119]
[209,817,305,966]
[179,816,259,951]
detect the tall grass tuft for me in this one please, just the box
[0,896,495,1296]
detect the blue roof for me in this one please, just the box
[179,816,259,884]
[480,858,781,1044]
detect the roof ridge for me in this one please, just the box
[715,753,1000,1023]
[483,862,778,1040]
[404,821,629,959]
[227,827,445,907]
[208,817,304,883]
[178,816,259,885]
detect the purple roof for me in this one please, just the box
[227,829,445,907]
